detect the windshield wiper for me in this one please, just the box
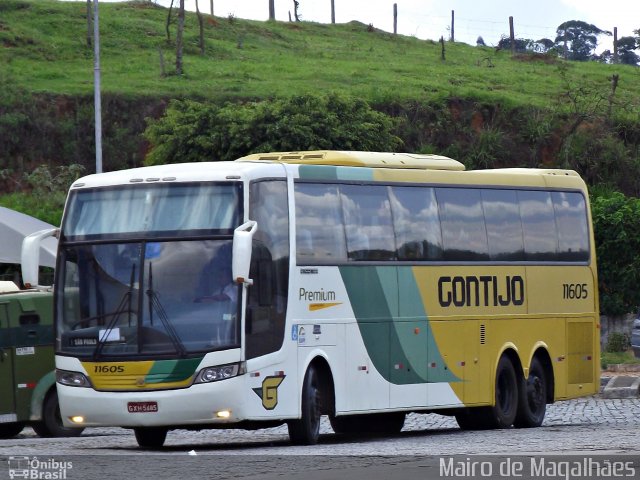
[92,264,136,360]
[146,262,187,357]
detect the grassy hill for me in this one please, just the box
[2,0,640,211]
[2,0,639,107]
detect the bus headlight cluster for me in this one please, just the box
[195,363,242,384]
[56,369,91,388]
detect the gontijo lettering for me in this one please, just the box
[438,275,525,307]
[299,287,336,302]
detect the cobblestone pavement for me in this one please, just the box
[1,396,639,457]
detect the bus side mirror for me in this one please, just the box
[232,220,257,286]
[21,228,59,289]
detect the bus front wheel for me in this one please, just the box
[514,357,547,428]
[288,366,322,445]
[32,391,84,438]
[134,427,168,449]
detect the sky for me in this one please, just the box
[95,0,640,50]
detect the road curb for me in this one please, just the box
[600,375,640,398]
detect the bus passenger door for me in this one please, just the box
[0,302,17,420]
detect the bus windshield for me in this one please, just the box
[56,183,243,359]
[62,183,241,240]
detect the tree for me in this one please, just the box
[476,36,485,47]
[86,0,92,48]
[554,20,611,61]
[143,94,403,165]
[591,190,640,316]
[293,0,301,22]
[176,0,185,74]
[533,38,554,54]
[497,36,533,53]
[195,0,205,55]
[616,36,640,65]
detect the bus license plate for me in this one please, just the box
[127,402,158,413]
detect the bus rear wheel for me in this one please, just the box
[134,427,168,449]
[0,422,25,439]
[288,366,322,445]
[514,357,547,428]
[32,391,84,438]
[455,356,518,430]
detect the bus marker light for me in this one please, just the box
[414,328,420,334]
[357,366,367,371]
[274,371,285,377]
[70,416,85,424]
[250,372,260,377]
[216,410,231,419]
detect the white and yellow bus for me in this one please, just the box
[22,151,599,448]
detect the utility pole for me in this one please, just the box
[450,10,454,42]
[393,3,397,35]
[509,16,515,55]
[269,0,275,20]
[330,0,335,24]
[613,26,618,64]
[93,0,103,174]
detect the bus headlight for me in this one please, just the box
[56,369,91,388]
[195,363,243,384]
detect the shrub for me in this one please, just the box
[143,94,403,165]
[605,332,631,353]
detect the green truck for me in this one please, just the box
[0,281,82,438]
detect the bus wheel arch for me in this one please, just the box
[31,389,84,438]
[287,356,335,445]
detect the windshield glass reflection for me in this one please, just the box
[57,240,239,358]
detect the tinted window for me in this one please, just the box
[553,192,589,261]
[340,185,396,261]
[437,188,489,261]
[482,190,524,261]
[247,180,289,359]
[389,186,443,260]
[519,191,558,261]
[295,184,347,264]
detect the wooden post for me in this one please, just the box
[450,10,454,42]
[210,0,213,16]
[613,27,618,64]
[509,16,515,55]
[440,36,445,60]
[331,0,335,24]
[269,0,275,20]
[393,3,397,35]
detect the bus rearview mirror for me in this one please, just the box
[21,228,59,289]
[232,220,257,285]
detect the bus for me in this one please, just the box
[0,281,83,439]
[21,151,599,448]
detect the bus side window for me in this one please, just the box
[246,180,289,359]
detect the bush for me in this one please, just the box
[605,332,631,353]
[591,190,640,316]
[143,93,403,165]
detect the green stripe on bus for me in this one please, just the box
[339,266,459,385]
[145,357,203,384]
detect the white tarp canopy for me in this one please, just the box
[0,206,57,268]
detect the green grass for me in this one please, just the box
[2,0,640,113]
[601,351,640,369]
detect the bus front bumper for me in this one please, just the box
[57,377,249,428]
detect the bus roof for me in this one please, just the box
[237,151,465,171]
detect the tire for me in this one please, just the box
[0,422,25,439]
[32,391,84,438]
[489,355,519,428]
[134,427,168,449]
[455,356,518,430]
[330,412,405,435]
[288,366,322,445]
[514,357,547,428]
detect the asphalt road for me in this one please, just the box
[1,396,639,480]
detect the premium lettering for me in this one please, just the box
[299,288,336,302]
[438,275,524,307]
